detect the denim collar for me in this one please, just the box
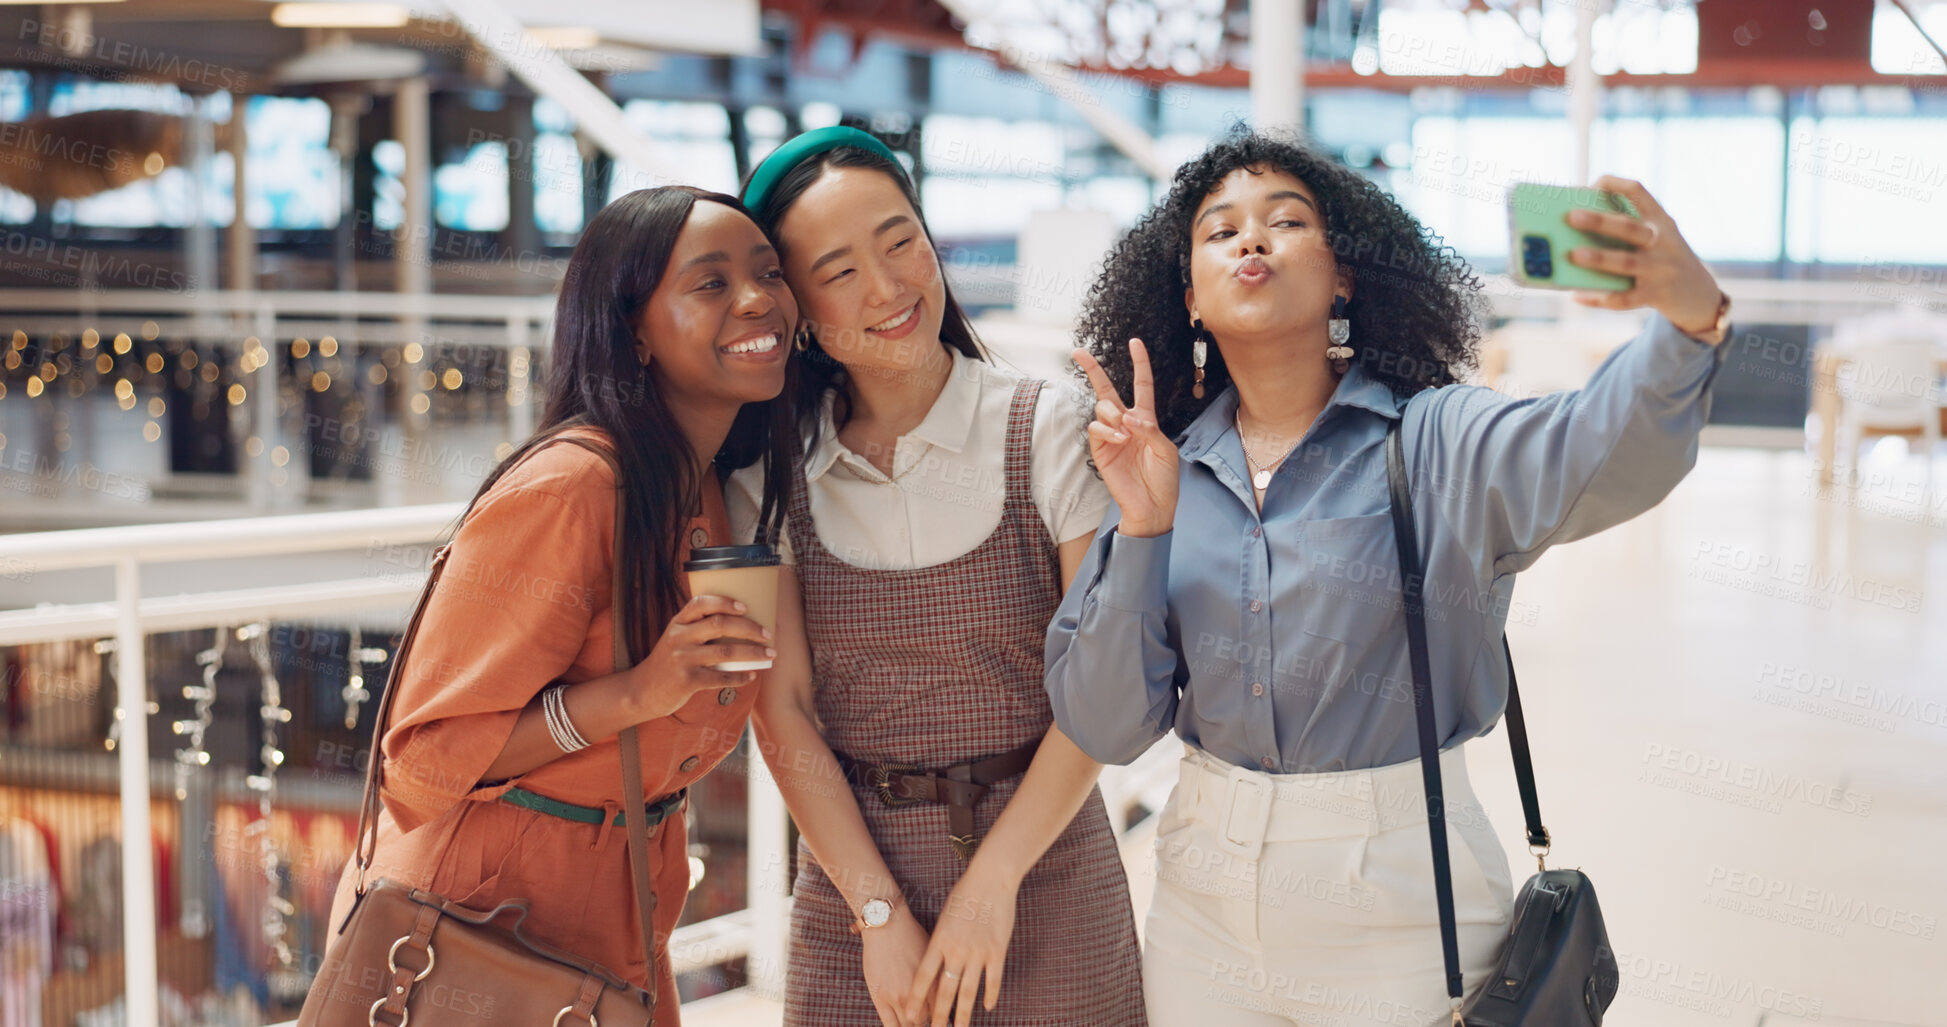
[1176,358,1404,461]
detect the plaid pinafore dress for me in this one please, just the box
[781,378,1146,1025]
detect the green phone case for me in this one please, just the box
[1505,183,1640,291]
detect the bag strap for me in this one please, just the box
[352,546,449,894]
[1383,422,1549,1015]
[551,435,661,1018]
[351,432,661,1015]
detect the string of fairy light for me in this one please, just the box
[0,325,517,468]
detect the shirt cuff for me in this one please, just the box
[1096,528,1172,612]
[1643,310,1732,384]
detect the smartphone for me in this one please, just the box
[1506,183,1641,291]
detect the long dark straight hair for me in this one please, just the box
[745,144,984,449]
[462,186,795,662]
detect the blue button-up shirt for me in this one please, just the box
[1045,313,1728,772]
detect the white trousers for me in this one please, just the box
[1143,744,1516,1027]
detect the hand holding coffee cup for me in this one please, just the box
[683,545,782,670]
[631,591,774,722]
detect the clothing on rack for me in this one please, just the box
[2,817,56,1027]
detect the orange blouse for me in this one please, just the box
[325,427,754,1022]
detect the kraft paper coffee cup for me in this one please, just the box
[683,544,782,671]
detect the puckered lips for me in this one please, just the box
[1233,255,1274,287]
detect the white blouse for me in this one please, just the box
[725,351,1108,570]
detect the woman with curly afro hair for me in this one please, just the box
[1045,130,1733,1026]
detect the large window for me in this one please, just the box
[245,95,339,230]
[1873,3,1947,76]
[1401,115,1575,259]
[1786,116,1947,265]
[0,85,340,230]
[1399,112,1785,263]
[1592,116,1785,263]
[48,81,225,228]
[532,96,583,236]
[0,70,28,222]
[372,139,405,231]
[920,114,1065,238]
[1366,1,1697,77]
[606,100,738,200]
[437,141,509,231]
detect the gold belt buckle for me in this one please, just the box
[867,762,925,807]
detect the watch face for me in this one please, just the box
[862,899,892,927]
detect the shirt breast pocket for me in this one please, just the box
[1282,513,1402,679]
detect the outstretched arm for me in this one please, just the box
[1413,176,1731,576]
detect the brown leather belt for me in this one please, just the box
[835,737,1042,861]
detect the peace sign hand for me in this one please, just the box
[1073,339,1179,538]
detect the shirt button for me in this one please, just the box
[1259,756,1276,771]
[717,687,738,705]
[1251,682,1265,697]
[679,755,700,773]
[1250,526,1262,538]
[689,527,708,548]
[1249,599,1262,613]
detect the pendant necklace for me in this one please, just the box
[1237,412,1290,493]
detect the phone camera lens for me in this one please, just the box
[1521,234,1553,279]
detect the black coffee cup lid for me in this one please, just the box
[684,544,781,571]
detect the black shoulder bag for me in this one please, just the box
[1384,423,1620,1027]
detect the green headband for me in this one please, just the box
[742,126,904,214]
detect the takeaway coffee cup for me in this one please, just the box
[682,544,782,671]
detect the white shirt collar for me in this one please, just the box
[804,349,983,483]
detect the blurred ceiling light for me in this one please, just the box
[527,26,602,49]
[271,3,411,28]
[274,41,427,82]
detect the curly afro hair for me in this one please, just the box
[1075,128,1487,438]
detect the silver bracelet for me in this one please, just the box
[541,683,591,753]
[543,684,587,753]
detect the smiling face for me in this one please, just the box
[1185,165,1350,351]
[772,165,949,375]
[634,199,796,410]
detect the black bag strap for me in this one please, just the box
[1384,422,1549,1011]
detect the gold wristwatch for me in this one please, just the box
[849,896,896,935]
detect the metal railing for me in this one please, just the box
[0,503,791,1023]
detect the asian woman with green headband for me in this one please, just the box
[726,128,1146,1027]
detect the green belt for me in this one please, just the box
[501,787,688,827]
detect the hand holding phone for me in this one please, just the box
[1507,182,1641,291]
[1506,176,1729,342]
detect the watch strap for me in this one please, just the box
[1685,289,1732,344]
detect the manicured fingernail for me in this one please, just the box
[733,601,747,613]
[764,647,776,658]
[761,626,773,640]
[1112,431,1128,442]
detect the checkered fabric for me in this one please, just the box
[781,379,1147,1025]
